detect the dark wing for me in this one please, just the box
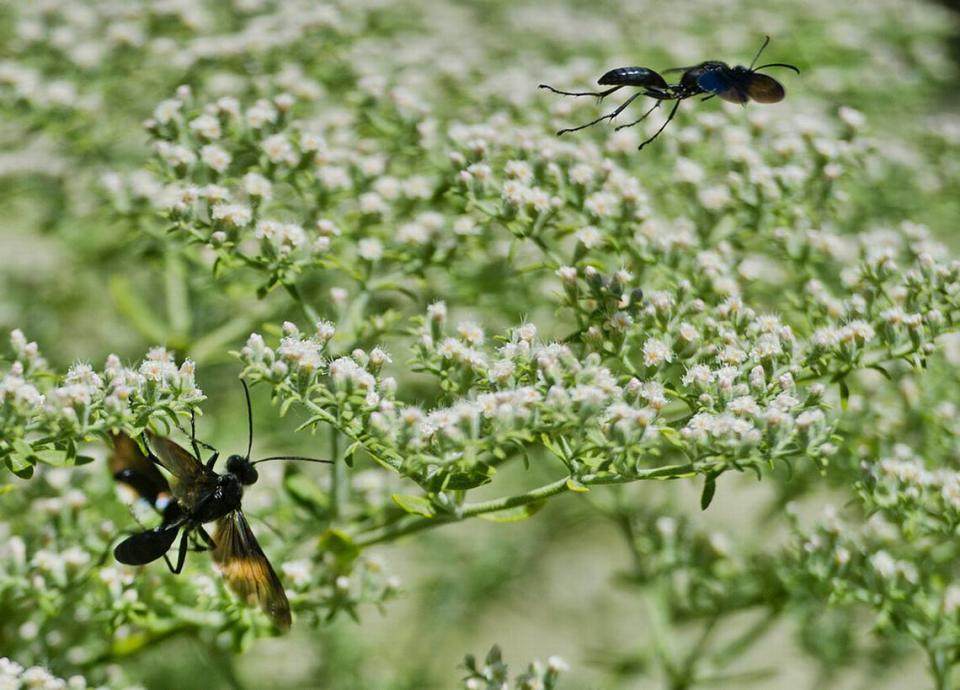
[213,511,291,630]
[697,70,749,104]
[145,431,217,511]
[110,432,172,506]
[662,61,707,74]
[745,73,785,103]
[114,525,180,566]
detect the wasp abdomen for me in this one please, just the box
[598,67,668,89]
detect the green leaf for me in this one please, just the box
[6,450,35,479]
[283,472,329,518]
[343,441,361,468]
[838,378,849,411]
[565,478,590,493]
[33,449,70,466]
[478,499,546,523]
[317,529,360,568]
[659,427,683,447]
[0,484,15,496]
[392,494,436,518]
[426,464,495,492]
[701,474,718,511]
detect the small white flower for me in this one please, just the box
[584,191,618,217]
[795,409,825,430]
[369,347,391,366]
[243,172,272,200]
[944,584,960,614]
[189,113,221,139]
[869,550,897,579]
[457,321,485,346]
[698,185,731,210]
[153,99,181,124]
[642,339,672,367]
[281,560,311,588]
[556,266,578,284]
[262,134,297,165]
[682,364,713,388]
[201,145,231,173]
[575,225,603,249]
[358,238,384,261]
[211,203,252,227]
[427,302,447,322]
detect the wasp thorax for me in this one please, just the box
[226,454,259,485]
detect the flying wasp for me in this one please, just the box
[111,382,331,630]
[539,36,799,150]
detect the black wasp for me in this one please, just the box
[110,381,331,630]
[539,36,799,150]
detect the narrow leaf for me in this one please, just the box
[478,499,546,523]
[701,473,717,511]
[392,494,436,518]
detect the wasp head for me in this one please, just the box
[226,454,259,486]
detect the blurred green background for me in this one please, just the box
[1,0,959,687]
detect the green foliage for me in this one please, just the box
[2,0,960,687]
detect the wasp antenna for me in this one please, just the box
[251,455,334,466]
[749,35,772,70]
[241,379,254,461]
[754,62,800,75]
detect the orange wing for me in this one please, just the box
[110,432,174,506]
[212,511,291,630]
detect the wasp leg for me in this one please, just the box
[614,100,663,131]
[164,529,191,575]
[638,99,682,150]
[186,410,220,469]
[557,91,646,136]
[196,525,216,551]
[539,84,624,102]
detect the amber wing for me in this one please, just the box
[110,432,173,506]
[212,511,291,630]
[145,431,217,511]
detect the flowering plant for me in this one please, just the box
[2,0,960,688]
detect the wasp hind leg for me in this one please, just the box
[163,529,191,575]
[615,100,663,131]
[557,91,646,136]
[539,84,625,102]
[638,99,682,150]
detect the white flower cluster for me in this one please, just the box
[240,321,337,382]
[0,658,104,690]
[1,332,203,474]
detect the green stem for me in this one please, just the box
[165,252,191,341]
[110,276,169,345]
[284,282,320,323]
[928,647,953,690]
[329,430,344,523]
[337,291,371,348]
[352,463,696,547]
[190,299,277,365]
